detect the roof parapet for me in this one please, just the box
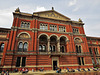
[78,18,83,22]
[15,7,20,12]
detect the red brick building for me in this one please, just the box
[0,7,99,71]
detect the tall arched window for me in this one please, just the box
[24,23,27,28]
[27,23,30,28]
[79,46,81,53]
[18,42,23,51]
[76,45,82,53]
[23,42,28,52]
[40,24,42,29]
[39,45,42,51]
[43,45,46,51]
[60,46,64,53]
[96,48,98,54]
[89,48,92,54]
[53,46,55,52]
[50,45,52,52]
[21,22,24,28]
[76,45,78,53]
[0,43,4,52]
[43,25,45,30]
[62,46,64,53]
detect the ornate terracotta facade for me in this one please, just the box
[0,8,99,71]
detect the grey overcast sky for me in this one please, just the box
[0,0,100,37]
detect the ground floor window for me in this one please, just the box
[95,58,100,65]
[16,57,26,67]
[96,58,99,65]
[92,58,95,64]
[16,57,21,67]
[78,57,84,65]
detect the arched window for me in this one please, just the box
[27,23,30,28]
[94,48,96,54]
[23,42,28,52]
[79,46,81,53]
[53,46,55,52]
[21,22,30,28]
[21,22,24,28]
[40,24,42,29]
[89,48,92,54]
[45,25,48,30]
[60,46,64,53]
[62,46,64,53]
[43,45,46,51]
[24,23,27,28]
[0,43,4,52]
[43,25,45,30]
[96,48,98,54]
[39,45,42,51]
[50,45,52,52]
[18,42,23,51]
[76,45,78,53]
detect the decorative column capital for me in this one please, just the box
[57,39,60,43]
[48,39,50,42]
[66,40,70,43]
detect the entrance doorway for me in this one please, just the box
[52,57,59,70]
[53,60,57,70]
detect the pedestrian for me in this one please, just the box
[1,71,4,75]
[6,71,9,75]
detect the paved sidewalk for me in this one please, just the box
[2,70,100,75]
[8,70,57,75]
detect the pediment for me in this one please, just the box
[33,10,70,21]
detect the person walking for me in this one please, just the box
[5,71,9,75]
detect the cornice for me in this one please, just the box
[38,29,72,35]
[73,34,86,37]
[13,12,84,26]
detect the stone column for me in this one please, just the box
[20,57,22,67]
[65,41,68,53]
[66,40,70,53]
[57,40,60,52]
[47,39,50,52]
[37,38,39,52]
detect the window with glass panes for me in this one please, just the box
[50,25,57,31]
[59,26,66,32]
[21,21,30,28]
[78,57,84,65]
[73,28,79,34]
[40,23,48,30]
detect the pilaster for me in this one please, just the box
[20,57,22,67]
[11,29,17,50]
[57,40,60,52]
[47,39,50,52]
[7,29,13,50]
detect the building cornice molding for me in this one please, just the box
[13,12,84,25]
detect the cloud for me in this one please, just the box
[0,6,47,28]
[68,0,77,7]
[0,7,15,28]
[73,7,79,12]
[34,6,46,12]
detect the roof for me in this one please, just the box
[33,9,71,20]
[0,27,11,33]
[86,36,100,40]
[13,7,84,25]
